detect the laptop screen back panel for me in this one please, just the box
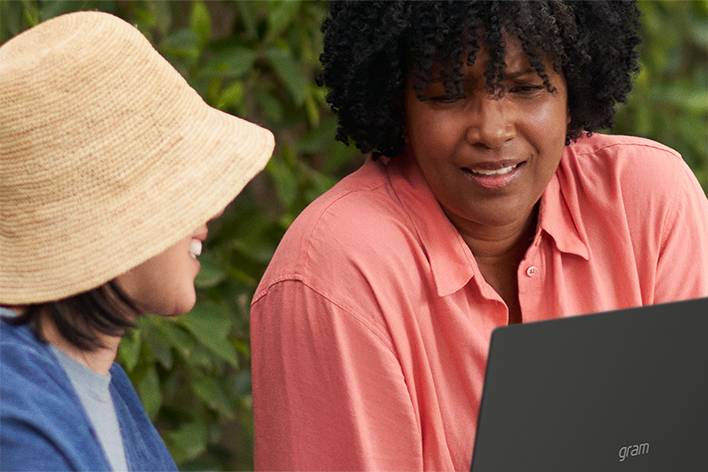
[471,298,708,472]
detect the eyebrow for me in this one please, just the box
[504,68,536,79]
[426,67,538,87]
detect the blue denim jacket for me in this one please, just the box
[0,314,177,471]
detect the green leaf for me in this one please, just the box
[256,90,285,122]
[266,48,307,105]
[233,369,252,396]
[267,151,298,207]
[200,47,257,79]
[153,318,196,358]
[21,0,40,26]
[190,1,211,47]
[657,88,708,113]
[195,251,227,287]
[192,376,234,418]
[207,336,239,367]
[136,365,161,419]
[308,167,336,196]
[225,266,259,287]
[0,2,20,42]
[187,342,219,369]
[266,0,301,44]
[296,116,338,155]
[166,421,208,464]
[215,81,244,111]
[129,1,171,38]
[117,329,141,372]
[689,17,708,48]
[236,0,258,40]
[226,240,259,261]
[233,338,251,358]
[130,6,157,35]
[144,327,173,370]
[150,0,172,36]
[160,29,200,63]
[178,302,238,366]
[39,0,79,21]
[180,301,231,337]
[304,89,320,127]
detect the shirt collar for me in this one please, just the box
[537,166,590,261]
[386,157,480,297]
[0,306,18,318]
[386,152,589,298]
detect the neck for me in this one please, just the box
[447,206,538,264]
[40,312,121,376]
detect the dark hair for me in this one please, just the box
[3,281,139,352]
[318,0,641,156]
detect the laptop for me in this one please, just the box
[471,297,708,472]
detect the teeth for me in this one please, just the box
[189,240,202,259]
[469,163,519,176]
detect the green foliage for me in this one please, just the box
[1,1,705,469]
[613,0,708,188]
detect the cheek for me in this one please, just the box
[535,107,568,145]
[117,239,197,315]
[406,107,461,164]
[159,241,198,313]
[521,96,568,171]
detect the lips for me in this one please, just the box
[463,159,525,173]
[461,159,527,189]
[466,162,523,176]
[190,229,208,260]
[189,239,202,259]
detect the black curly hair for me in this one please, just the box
[319,0,641,157]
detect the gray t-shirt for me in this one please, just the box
[51,346,128,472]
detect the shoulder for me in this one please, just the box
[0,322,104,470]
[557,134,706,260]
[0,321,69,395]
[568,133,681,158]
[559,133,703,212]
[561,133,690,190]
[255,159,420,300]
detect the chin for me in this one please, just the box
[154,291,197,317]
[174,296,197,315]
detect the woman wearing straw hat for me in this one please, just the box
[0,11,273,471]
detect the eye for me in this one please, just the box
[509,84,544,95]
[427,94,463,104]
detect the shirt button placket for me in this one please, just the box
[518,259,545,324]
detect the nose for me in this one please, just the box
[464,93,515,150]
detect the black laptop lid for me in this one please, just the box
[471,297,708,472]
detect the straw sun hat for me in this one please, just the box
[0,11,275,305]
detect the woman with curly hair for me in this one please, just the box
[251,2,707,470]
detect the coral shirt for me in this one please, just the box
[250,134,708,471]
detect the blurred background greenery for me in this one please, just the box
[1,0,706,469]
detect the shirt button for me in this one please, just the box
[526,265,539,277]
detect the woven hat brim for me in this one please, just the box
[1,100,274,305]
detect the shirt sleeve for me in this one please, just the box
[250,279,422,471]
[653,162,708,302]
